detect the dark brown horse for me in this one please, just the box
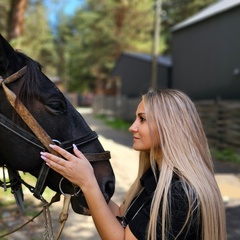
[0,34,115,214]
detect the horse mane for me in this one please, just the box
[15,51,43,104]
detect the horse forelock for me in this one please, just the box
[15,52,43,104]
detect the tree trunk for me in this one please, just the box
[113,0,127,58]
[7,0,28,41]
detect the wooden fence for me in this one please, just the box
[195,101,240,151]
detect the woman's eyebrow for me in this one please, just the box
[137,112,146,117]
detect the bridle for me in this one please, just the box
[0,66,111,239]
[0,66,111,201]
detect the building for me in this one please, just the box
[110,52,172,98]
[171,0,240,100]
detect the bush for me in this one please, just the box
[211,148,240,163]
[96,114,130,131]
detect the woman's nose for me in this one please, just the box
[129,121,137,133]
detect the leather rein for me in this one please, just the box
[0,66,111,200]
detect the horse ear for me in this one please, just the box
[0,34,16,74]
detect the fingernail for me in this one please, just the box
[49,144,55,148]
[41,155,46,160]
[73,144,78,150]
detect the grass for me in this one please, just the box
[211,148,240,163]
[0,172,57,239]
[96,114,131,131]
[0,171,56,211]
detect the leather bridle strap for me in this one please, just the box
[1,79,61,200]
[1,82,57,154]
[0,110,111,163]
[84,151,111,162]
[0,66,27,86]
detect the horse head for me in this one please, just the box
[0,34,115,214]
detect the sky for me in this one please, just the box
[44,0,85,27]
[59,0,85,15]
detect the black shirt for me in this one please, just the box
[125,168,201,240]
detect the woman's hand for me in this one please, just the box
[40,144,95,190]
[41,144,137,240]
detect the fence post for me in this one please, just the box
[216,99,225,150]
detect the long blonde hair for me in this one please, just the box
[122,89,226,240]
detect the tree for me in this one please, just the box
[58,0,154,93]
[0,0,56,76]
[10,0,57,76]
[0,0,10,37]
[7,0,28,40]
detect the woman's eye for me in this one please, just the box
[139,116,146,122]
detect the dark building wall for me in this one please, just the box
[172,7,240,100]
[112,54,171,98]
[116,55,151,97]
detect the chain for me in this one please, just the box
[43,202,54,240]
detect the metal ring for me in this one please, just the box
[52,139,62,145]
[59,177,81,197]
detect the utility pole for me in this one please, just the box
[150,0,162,91]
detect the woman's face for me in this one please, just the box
[129,100,152,151]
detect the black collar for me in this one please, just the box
[140,167,159,195]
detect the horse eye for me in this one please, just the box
[46,101,66,114]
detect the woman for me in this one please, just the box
[41,89,226,240]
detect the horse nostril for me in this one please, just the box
[101,177,115,202]
[105,180,115,199]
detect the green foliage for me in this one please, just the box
[0,0,9,36]
[57,0,154,92]
[211,148,240,163]
[0,0,57,77]
[96,114,130,131]
[12,1,57,76]
[0,172,55,204]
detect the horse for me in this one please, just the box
[0,34,115,215]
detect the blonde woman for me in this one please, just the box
[41,89,226,240]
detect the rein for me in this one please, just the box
[0,66,111,239]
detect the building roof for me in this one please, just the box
[172,0,240,32]
[123,52,172,67]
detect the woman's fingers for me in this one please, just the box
[48,143,87,162]
[72,144,86,159]
[49,144,76,161]
[39,144,94,188]
[40,151,65,171]
[40,144,88,173]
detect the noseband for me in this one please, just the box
[0,66,111,201]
